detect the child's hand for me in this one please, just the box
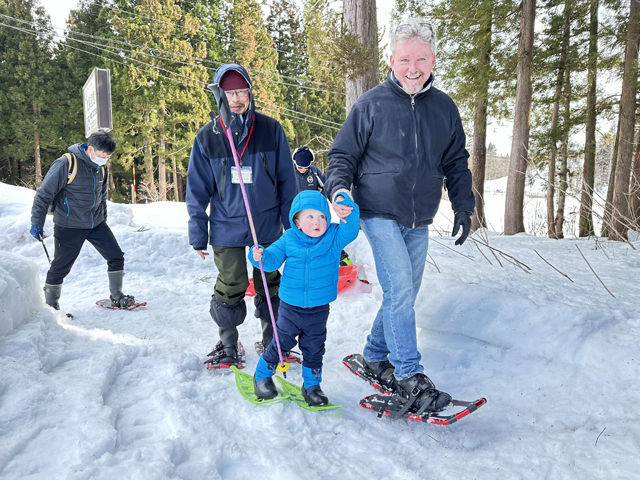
[253,247,263,262]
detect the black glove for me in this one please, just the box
[452,212,472,246]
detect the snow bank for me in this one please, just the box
[0,251,43,336]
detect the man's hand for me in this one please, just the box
[452,212,472,246]
[195,249,210,260]
[30,224,44,241]
[331,188,353,223]
[252,247,263,262]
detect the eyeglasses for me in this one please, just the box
[395,22,433,35]
[224,89,251,99]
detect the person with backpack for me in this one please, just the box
[30,129,136,311]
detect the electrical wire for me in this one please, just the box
[0,12,345,94]
[0,19,344,131]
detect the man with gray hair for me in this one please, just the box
[325,19,474,416]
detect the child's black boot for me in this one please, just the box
[253,355,278,400]
[301,366,328,406]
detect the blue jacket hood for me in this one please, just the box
[289,190,331,231]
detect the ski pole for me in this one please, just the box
[41,239,51,264]
[223,126,289,375]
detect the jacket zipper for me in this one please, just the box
[91,169,97,228]
[220,159,227,202]
[64,197,69,216]
[411,94,418,227]
[261,153,277,193]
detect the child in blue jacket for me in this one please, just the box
[248,190,359,406]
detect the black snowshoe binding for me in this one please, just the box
[395,373,452,415]
[365,373,452,420]
[110,295,136,308]
[254,341,302,364]
[301,385,329,407]
[205,341,247,370]
[343,354,397,393]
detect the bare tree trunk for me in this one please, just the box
[177,170,184,202]
[579,0,598,237]
[630,126,640,226]
[158,119,167,202]
[610,0,640,241]
[554,85,570,238]
[602,119,621,236]
[171,155,179,201]
[108,166,115,201]
[554,26,572,240]
[471,6,493,232]
[547,0,572,238]
[33,104,42,187]
[142,111,156,202]
[547,67,564,238]
[504,0,536,235]
[343,0,379,114]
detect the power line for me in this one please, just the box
[0,12,345,94]
[0,19,344,131]
[100,3,313,60]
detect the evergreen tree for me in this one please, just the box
[0,0,56,187]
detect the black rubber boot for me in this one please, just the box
[254,294,279,348]
[301,385,329,407]
[43,284,61,310]
[362,358,397,393]
[396,373,452,414]
[108,271,135,307]
[254,377,278,400]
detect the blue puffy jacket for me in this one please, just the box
[325,71,474,228]
[186,64,297,248]
[248,190,360,308]
[31,143,107,229]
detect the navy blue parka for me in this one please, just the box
[325,72,474,228]
[186,64,297,248]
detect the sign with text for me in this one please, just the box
[83,68,112,138]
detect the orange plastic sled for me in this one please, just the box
[245,265,361,297]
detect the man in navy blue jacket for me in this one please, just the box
[325,19,474,415]
[186,64,297,368]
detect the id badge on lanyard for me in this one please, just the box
[232,166,253,184]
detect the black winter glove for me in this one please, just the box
[452,212,472,246]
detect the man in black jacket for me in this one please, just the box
[325,19,474,415]
[30,130,135,310]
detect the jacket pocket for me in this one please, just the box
[261,153,277,194]
[219,159,227,202]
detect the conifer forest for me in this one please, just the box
[1,0,639,241]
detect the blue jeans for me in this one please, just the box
[360,217,429,380]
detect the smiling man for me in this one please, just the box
[325,19,475,416]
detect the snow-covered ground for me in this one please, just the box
[1,179,639,480]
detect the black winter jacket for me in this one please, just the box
[325,72,474,228]
[31,143,108,229]
[294,165,327,197]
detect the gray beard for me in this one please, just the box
[401,81,424,95]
